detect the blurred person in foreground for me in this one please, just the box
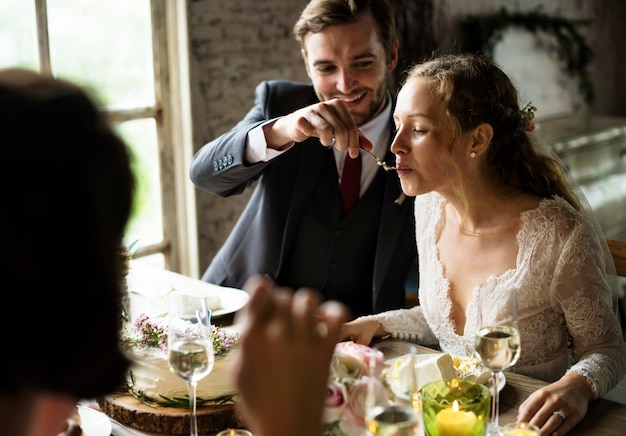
[340,53,626,435]
[189,0,417,318]
[0,68,134,436]
[234,275,349,436]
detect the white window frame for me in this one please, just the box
[32,0,198,276]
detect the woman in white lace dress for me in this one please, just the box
[341,53,626,435]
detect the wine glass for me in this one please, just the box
[474,286,520,436]
[167,291,215,436]
[364,343,420,436]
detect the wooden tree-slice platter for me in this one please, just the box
[99,393,246,434]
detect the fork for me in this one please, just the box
[360,147,397,171]
[331,136,397,171]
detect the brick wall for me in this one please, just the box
[188,0,308,273]
[188,0,626,275]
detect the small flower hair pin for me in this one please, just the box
[520,101,537,132]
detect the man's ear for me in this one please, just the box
[301,49,312,79]
[387,39,399,73]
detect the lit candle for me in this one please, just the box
[503,430,539,436]
[435,400,478,436]
[502,422,540,436]
[216,429,253,436]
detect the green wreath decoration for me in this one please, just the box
[460,7,594,105]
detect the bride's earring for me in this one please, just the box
[470,151,476,159]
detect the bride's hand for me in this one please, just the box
[340,316,386,345]
[516,372,594,435]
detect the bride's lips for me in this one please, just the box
[394,164,414,176]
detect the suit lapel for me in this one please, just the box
[278,139,334,269]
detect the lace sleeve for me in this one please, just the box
[372,306,439,346]
[553,215,626,398]
[530,138,626,397]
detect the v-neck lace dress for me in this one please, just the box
[372,192,626,398]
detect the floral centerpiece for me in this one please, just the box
[120,312,240,407]
[122,313,239,355]
[323,342,390,436]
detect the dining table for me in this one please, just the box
[374,339,626,436]
[103,263,626,435]
[107,339,626,436]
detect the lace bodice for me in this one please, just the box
[373,192,626,398]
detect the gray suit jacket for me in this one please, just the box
[190,80,417,316]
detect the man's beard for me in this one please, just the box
[352,81,389,127]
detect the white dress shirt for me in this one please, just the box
[246,99,392,198]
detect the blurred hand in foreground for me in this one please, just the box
[233,275,350,436]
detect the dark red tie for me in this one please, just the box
[340,152,362,215]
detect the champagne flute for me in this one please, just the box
[474,286,521,436]
[365,344,420,436]
[167,291,215,436]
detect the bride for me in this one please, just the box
[340,53,626,435]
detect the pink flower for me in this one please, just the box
[520,102,537,133]
[324,342,390,435]
[332,341,385,380]
[343,376,389,429]
[324,380,348,423]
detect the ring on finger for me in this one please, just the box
[552,410,567,422]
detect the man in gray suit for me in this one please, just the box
[190,0,417,318]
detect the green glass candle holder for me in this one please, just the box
[421,379,490,436]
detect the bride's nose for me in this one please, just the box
[390,129,409,156]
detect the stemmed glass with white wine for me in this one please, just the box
[167,291,215,436]
[364,343,420,436]
[474,286,520,436]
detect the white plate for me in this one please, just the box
[77,406,112,436]
[445,354,506,392]
[127,262,250,319]
[211,286,250,317]
[383,353,506,397]
[414,354,506,392]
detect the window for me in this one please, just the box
[1,0,198,275]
